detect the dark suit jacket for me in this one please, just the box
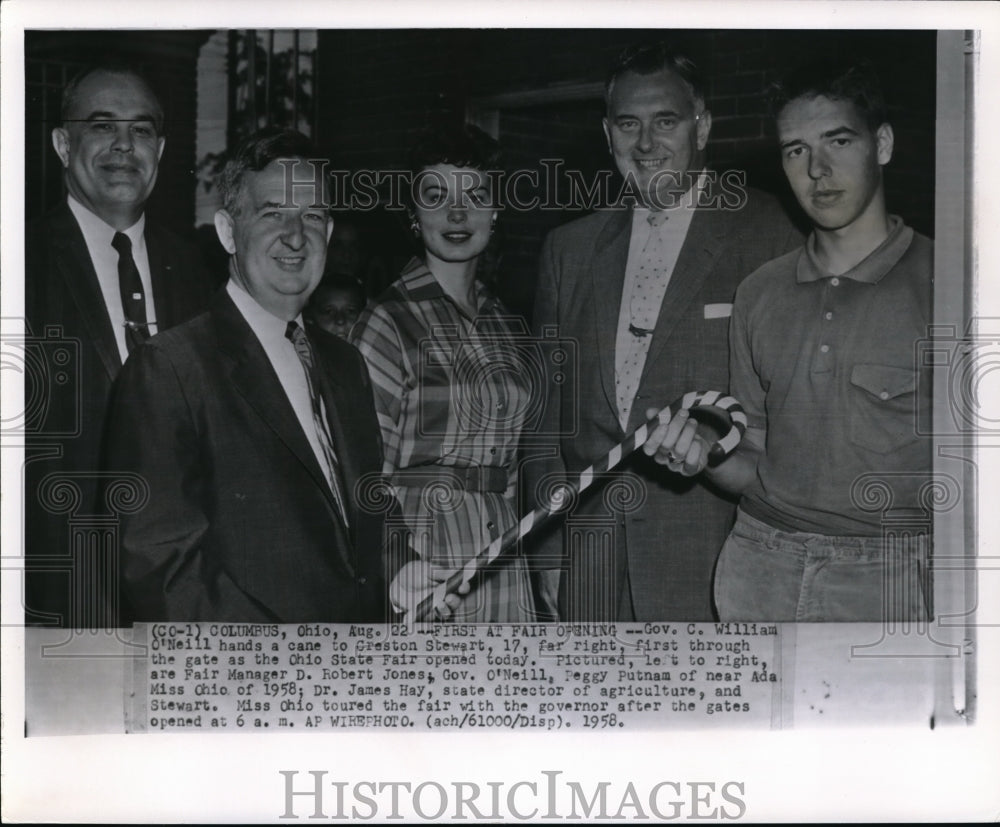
[526,187,802,621]
[24,202,211,627]
[103,289,390,623]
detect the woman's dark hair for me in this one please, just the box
[407,123,502,178]
[404,123,503,279]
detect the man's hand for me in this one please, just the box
[641,407,715,477]
[389,560,471,621]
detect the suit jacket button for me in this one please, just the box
[356,576,367,585]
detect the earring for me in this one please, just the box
[490,217,497,236]
[410,219,420,237]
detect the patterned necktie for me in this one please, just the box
[111,231,150,352]
[285,321,350,525]
[616,211,670,429]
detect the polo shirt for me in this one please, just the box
[730,216,933,535]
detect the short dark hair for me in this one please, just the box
[312,274,365,301]
[61,63,165,133]
[408,124,501,179]
[768,58,888,132]
[405,124,502,211]
[216,127,325,215]
[605,42,706,111]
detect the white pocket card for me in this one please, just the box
[703,303,733,319]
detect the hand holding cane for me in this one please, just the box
[409,390,747,622]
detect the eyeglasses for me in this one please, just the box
[62,119,163,138]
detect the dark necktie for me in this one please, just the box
[285,321,350,525]
[111,231,149,352]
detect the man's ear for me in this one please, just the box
[156,136,166,163]
[696,109,713,151]
[326,215,334,243]
[214,209,237,254]
[52,128,71,168]
[602,117,612,153]
[875,123,894,166]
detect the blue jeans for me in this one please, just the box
[714,509,931,622]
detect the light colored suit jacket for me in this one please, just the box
[525,187,802,620]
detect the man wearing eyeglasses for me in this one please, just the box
[24,64,210,627]
[527,43,802,622]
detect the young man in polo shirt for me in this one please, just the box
[643,59,933,621]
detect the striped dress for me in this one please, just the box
[350,259,536,622]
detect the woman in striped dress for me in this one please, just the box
[350,125,536,622]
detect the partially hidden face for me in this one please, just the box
[603,68,711,208]
[413,164,496,265]
[326,223,364,280]
[54,70,166,221]
[777,94,893,232]
[307,285,364,339]
[218,159,333,313]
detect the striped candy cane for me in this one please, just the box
[413,390,747,621]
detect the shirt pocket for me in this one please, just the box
[848,364,919,454]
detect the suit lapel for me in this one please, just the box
[639,204,729,390]
[213,294,336,502]
[588,209,632,420]
[213,292,355,576]
[145,223,176,328]
[49,205,122,380]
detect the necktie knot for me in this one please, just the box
[286,320,314,368]
[111,231,132,255]
[647,211,669,228]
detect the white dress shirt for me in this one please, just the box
[67,195,158,362]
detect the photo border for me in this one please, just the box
[3,1,999,822]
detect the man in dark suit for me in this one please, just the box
[24,65,210,628]
[526,43,802,621]
[104,128,389,622]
